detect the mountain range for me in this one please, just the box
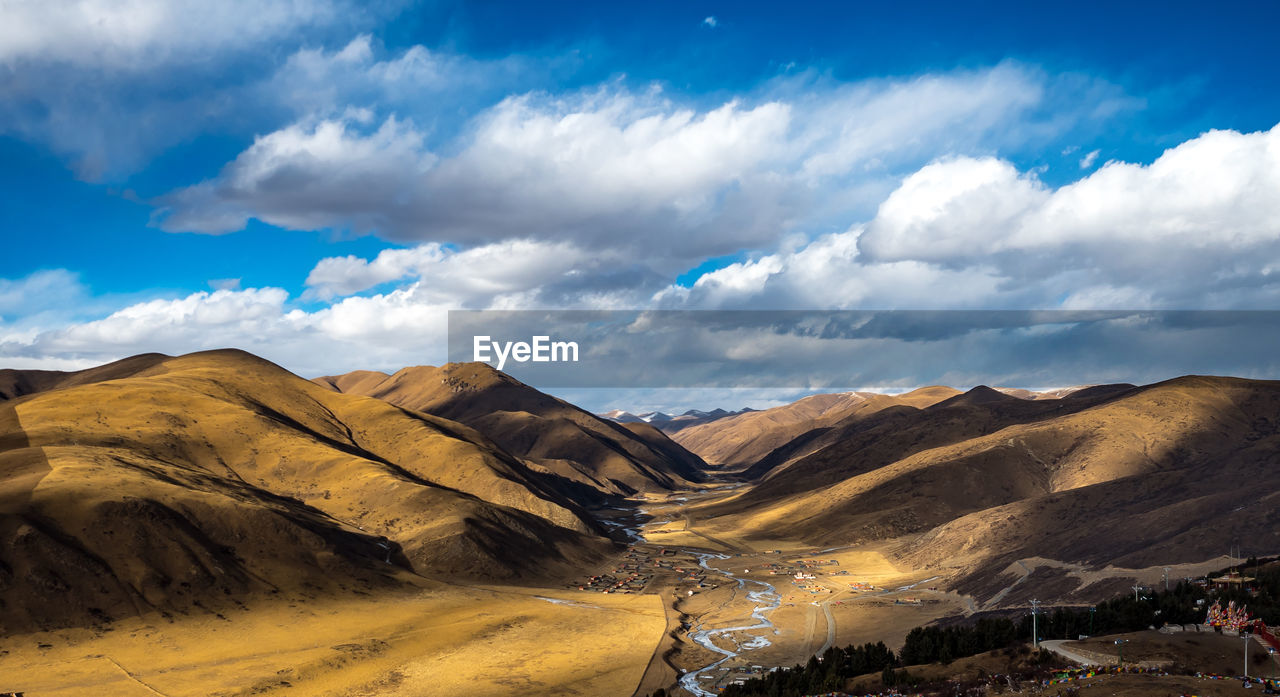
[4,349,1278,634]
[672,378,1280,603]
[600,407,756,433]
[0,351,623,631]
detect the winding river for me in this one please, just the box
[678,553,782,697]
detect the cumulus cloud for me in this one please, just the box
[157,89,798,260]
[304,239,623,304]
[655,230,1008,310]
[0,239,655,375]
[666,122,1280,310]
[0,285,447,376]
[156,63,1115,264]
[157,115,435,234]
[8,121,1279,380]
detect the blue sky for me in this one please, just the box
[2,0,1279,407]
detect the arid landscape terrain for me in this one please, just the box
[2,350,1279,696]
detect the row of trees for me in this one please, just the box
[899,617,1020,665]
[720,642,897,697]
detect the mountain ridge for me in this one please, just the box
[314,363,708,498]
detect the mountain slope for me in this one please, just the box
[693,377,1280,601]
[0,350,610,631]
[734,385,1098,491]
[672,387,960,471]
[315,363,707,497]
[0,353,171,400]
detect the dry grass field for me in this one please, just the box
[0,583,665,697]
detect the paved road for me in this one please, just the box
[1039,640,1109,666]
[818,602,836,655]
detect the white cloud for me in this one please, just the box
[260,34,535,119]
[0,239,644,375]
[0,7,406,178]
[1079,148,1100,168]
[703,16,718,28]
[0,285,447,376]
[657,229,1007,310]
[157,115,435,234]
[663,122,1280,311]
[157,63,1111,265]
[9,122,1279,378]
[156,88,799,260]
[793,63,1047,181]
[304,239,607,304]
[0,0,360,67]
[858,157,1049,264]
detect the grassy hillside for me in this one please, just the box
[0,350,612,632]
[315,362,707,497]
[691,377,1280,601]
[671,387,961,473]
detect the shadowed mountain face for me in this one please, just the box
[691,377,1280,601]
[314,363,707,498]
[0,350,611,632]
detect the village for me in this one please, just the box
[567,545,715,595]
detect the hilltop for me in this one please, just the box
[0,350,611,631]
[315,363,708,498]
[684,376,1280,604]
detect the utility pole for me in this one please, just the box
[1163,567,1171,592]
[1090,606,1096,637]
[1133,585,1142,602]
[1115,638,1127,666]
[1244,632,1251,680]
[1031,599,1040,648]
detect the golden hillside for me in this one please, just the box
[670,386,960,473]
[691,377,1280,601]
[315,362,707,497]
[0,353,170,400]
[0,350,611,631]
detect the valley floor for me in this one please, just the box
[0,581,664,697]
[616,484,1253,697]
[0,482,1254,697]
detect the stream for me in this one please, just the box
[677,552,782,697]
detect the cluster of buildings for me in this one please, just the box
[568,545,714,595]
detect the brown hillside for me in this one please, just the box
[671,387,961,470]
[0,353,170,400]
[314,363,707,497]
[693,377,1280,601]
[0,350,610,632]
